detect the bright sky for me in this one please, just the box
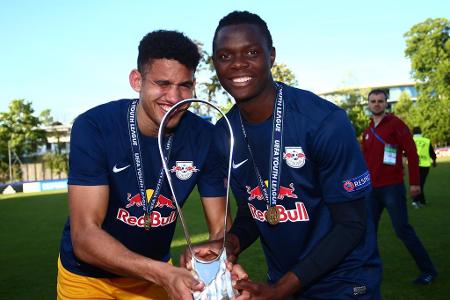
[1,0,448,123]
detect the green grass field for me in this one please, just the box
[1,159,449,299]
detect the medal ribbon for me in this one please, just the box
[127,99,173,218]
[239,83,284,208]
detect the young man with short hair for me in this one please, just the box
[362,89,437,285]
[57,30,228,300]
[210,11,381,299]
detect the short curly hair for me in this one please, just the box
[213,11,273,53]
[137,30,201,74]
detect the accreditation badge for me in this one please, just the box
[383,144,397,165]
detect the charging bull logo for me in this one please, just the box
[278,183,298,199]
[283,146,306,168]
[245,183,298,201]
[170,161,199,180]
[126,193,143,208]
[125,193,175,209]
[246,185,264,201]
[155,194,176,209]
[119,190,177,228]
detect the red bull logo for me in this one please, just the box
[125,193,175,210]
[117,209,177,228]
[246,183,298,201]
[277,183,298,199]
[121,190,177,228]
[125,193,142,208]
[155,195,175,209]
[248,202,310,223]
[246,186,264,200]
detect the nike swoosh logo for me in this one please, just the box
[112,164,130,173]
[232,159,248,169]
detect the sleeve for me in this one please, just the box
[68,114,109,185]
[312,110,371,203]
[430,144,437,162]
[290,198,367,288]
[197,121,228,197]
[396,121,420,185]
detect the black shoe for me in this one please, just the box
[413,272,437,285]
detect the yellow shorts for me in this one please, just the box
[57,257,169,300]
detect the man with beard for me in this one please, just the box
[362,89,437,285]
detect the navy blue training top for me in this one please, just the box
[214,83,380,286]
[59,99,225,277]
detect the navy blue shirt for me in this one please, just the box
[60,99,225,277]
[215,84,380,288]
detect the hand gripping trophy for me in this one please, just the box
[158,99,237,300]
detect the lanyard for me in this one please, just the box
[370,127,386,145]
[239,83,284,208]
[127,99,173,217]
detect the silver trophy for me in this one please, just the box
[158,99,237,300]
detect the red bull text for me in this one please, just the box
[116,209,177,228]
[248,202,309,223]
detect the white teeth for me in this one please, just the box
[232,77,251,83]
[161,105,172,112]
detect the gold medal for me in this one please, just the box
[144,213,152,230]
[265,206,280,225]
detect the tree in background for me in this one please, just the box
[328,88,370,138]
[404,18,450,145]
[195,44,231,117]
[41,114,69,179]
[39,109,55,126]
[0,99,47,181]
[272,63,298,87]
[393,91,416,129]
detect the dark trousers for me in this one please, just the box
[413,167,430,205]
[369,183,436,274]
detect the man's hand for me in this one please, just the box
[234,271,300,300]
[158,264,204,300]
[233,281,279,300]
[180,234,241,269]
[180,239,224,270]
[410,185,421,198]
[227,263,251,299]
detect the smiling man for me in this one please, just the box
[208,11,382,300]
[56,30,229,300]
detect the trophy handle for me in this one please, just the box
[157,98,234,261]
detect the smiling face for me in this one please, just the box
[129,58,194,136]
[213,24,275,104]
